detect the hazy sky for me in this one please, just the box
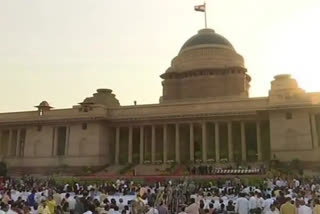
[1,0,320,112]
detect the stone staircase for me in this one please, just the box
[174,164,188,176]
[134,164,170,176]
[93,165,123,176]
[8,166,86,177]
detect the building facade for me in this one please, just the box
[0,29,319,172]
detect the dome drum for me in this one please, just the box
[161,67,248,80]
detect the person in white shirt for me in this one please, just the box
[109,206,121,214]
[118,198,125,211]
[0,204,8,214]
[297,200,312,214]
[256,193,264,212]
[178,206,187,214]
[235,193,249,214]
[63,184,69,192]
[249,192,257,213]
[146,203,159,214]
[266,204,279,214]
[83,203,96,214]
[6,204,18,214]
[185,198,199,214]
[66,193,76,211]
[264,194,274,213]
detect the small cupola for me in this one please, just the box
[79,97,94,112]
[35,101,52,116]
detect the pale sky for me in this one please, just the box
[1,0,320,112]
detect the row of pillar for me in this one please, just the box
[0,129,22,157]
[114,121,264,164]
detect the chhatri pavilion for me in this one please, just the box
[0,28,319,174]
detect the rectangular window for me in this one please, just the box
[286,112,293,120]
[57,127,67,156]
[82,123,88,130]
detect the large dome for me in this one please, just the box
[180,28,234,53]
[161,28,250,102]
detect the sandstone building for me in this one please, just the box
[0,29,319,173]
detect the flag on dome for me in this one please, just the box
[194,4,205,12]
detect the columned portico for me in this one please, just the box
[215,122,220,163]
[139,126,144,164]
[115,127,120,164]
[163,124,168,163]
[128,126,133,164]
[241,121,246,161]
[7,130,12,157]
[111,119,280,165]
[227,122,233,162]
[16,129,21,158]
[151,125,156,163]
[175,123,180,163]
[189,123,194,162]
[256,121,262,161]
[202,122,207,162]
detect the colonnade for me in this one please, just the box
[0,128,25,157]
[114,121,265,164]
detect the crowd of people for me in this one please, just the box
[0,175,319,214]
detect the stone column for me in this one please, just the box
[151,125,156,163]
[163,124,168,164]
[128,126,133,164]
[140,126,144,164]
[115,127,120,164]
[202,122,207,162]
[53,128,58,157]
[241,121,247,162]
[215,122,220,163]
[16,129,21,157]
[228,122,234,162]
[311,114,319,148]
[190,123,194,162]
[256,121,262,161]
[65,127,70,156]
[7,130,12,157]
[175,124,180,163]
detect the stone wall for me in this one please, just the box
[5,121,110,168]
[269,109,319,162]
[24,125,54,157]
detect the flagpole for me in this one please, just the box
[204,1,207,28]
